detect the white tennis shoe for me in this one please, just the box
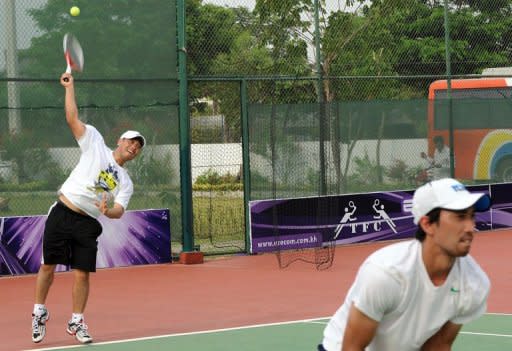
[31,308,49,343]
[66,319,93,344]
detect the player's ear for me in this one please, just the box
[418,215,434,236]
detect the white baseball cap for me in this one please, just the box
[412,178,491,224]
[120,130,145,147]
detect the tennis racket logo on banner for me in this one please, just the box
[333,199,398,239]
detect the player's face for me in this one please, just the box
[118,138,142,161]
[434,208,476,257]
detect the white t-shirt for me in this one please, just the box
[433,147,450,179]
[322,240,490,351]
[59,125,134,218]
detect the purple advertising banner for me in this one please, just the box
[250,183,511,254]
[0,209,171,276]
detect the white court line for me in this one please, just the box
[461,331,512,338]
[486,312,512,316]
[307,312,512,324]
[21,314,512,351]
[21,317,329,351]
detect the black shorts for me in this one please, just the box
[317,344,327,351]
[42,201,103,272]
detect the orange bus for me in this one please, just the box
[428,77,512,182]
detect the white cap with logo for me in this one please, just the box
[120,130,145,147]
[412,178,491,225]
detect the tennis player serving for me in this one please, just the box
[319,178,491,351]
[31,72,145,344]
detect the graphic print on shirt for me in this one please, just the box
[87,163,119,204]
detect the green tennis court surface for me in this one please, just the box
[24,313,512,351]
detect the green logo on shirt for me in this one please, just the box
[450,287,460,293]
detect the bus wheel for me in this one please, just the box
[495,158,512,182]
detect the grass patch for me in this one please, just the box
[193,195,244,240]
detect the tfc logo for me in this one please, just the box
[333,199,397,239]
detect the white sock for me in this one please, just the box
[71,313,84,323]
[33,304,46,315]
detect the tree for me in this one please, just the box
[4,0,179,148]
[186,2,242,76]
[189,2,314,143]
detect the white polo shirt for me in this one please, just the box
[59,125,134,218]
[433,147,451,179]
[322,240,490,351]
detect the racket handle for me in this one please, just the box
[63,62,72,81]
[63,65,71,82]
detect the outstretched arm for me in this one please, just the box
[60,73,85,140]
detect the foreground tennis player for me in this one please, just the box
[319,178,491,351]
[31,72,145,344]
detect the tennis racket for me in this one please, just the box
[63,33,84,82]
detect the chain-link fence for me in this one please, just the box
[0,0,183,255]
[187,0,512,256]
[3,1,512,258]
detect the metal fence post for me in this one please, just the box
[177,0,194,254]
[444,0,454,178]
[240,79,251,253]
[314,0,327,195]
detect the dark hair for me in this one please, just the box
[415,208,441,241]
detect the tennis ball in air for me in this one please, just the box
[70,6,80,17]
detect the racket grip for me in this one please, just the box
[63,68,71,82]
[64,64,71,81]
